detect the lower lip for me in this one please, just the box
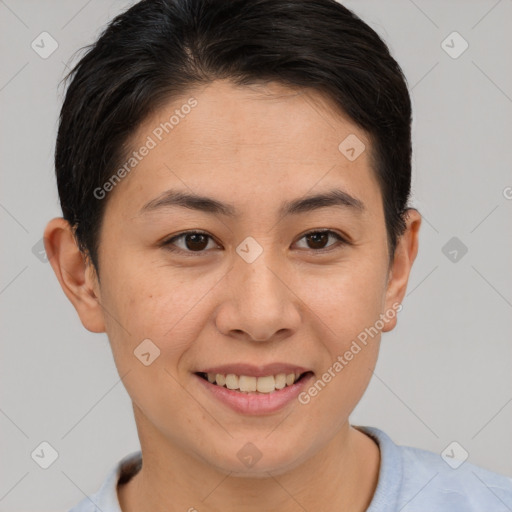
[194,373,314,415]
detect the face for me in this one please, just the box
[48,79,419,476]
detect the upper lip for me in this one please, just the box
[196,363,312,378]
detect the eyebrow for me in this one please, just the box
[139,188,365,218]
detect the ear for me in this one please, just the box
[382,208,421,332]
[43,217,106,333]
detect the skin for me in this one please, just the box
[45,79,421,512]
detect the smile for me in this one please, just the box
[196,371,310,394]
[194,368,315,415]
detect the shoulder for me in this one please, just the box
[67,451,142,512]
[357,425,512,512]
[400,442,512,510]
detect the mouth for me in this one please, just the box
[193,365,315,415]
[195,371,313,394]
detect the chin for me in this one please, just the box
[199,439,313,478]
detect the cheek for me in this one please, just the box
[300,269,384,419]
[307,258,388,344]
[99,257,224,359]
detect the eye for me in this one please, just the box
[161,231,219,255]
[294,230,347,252]
[161,229,348,256]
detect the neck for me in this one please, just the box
[118,416,380,512]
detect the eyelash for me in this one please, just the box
[160,229,349,256]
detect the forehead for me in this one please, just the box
[108,79,381,217]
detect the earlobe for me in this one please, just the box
[43,217,106,333]
[382,208,422,332]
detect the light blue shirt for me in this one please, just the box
[69,426,512,511]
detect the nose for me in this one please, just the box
[214,253,301,343]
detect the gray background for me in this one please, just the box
[1,0,511,510]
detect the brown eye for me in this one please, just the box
[162,229,347,257]
[182,233,209,251]
[305,232,329,250]
[162,231,218,254]
[295,230,346,251]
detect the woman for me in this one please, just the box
[44,0,512,510]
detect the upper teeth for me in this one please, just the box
[206,372,300,393]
